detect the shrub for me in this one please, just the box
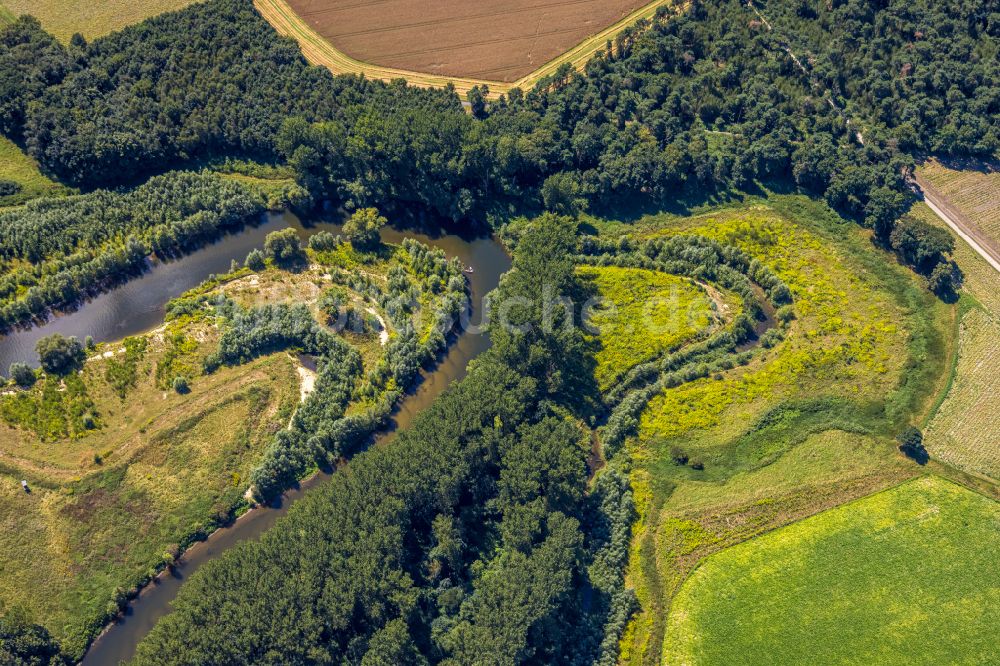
[35,334,85,375]
[897,426,928,463]
[690,459,705,471]
[172,376,190,394]
[308,231,338,252]
[263,229,305,266]
[244,248,266,271]
[9,362,35,388]
[343,208,386,250]
[927,260,962,297]
[0,179,21,197]
[670,446,689,465]
[760,328,784,349]
[775,305,796,324]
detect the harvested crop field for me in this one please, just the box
[284,0,652,82]
[918,158,1000,247]
[925,308,1000,481]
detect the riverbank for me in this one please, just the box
[0,213,510,663]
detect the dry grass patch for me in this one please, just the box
[911,201,1000,481]
[0,347,298,659]
[925,308,1000,481]
[0,0,201,42]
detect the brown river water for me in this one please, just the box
[0,209,511,665]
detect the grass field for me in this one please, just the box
[0,338,299,659]
[577,266,721,391]
[918,158,1000,245]
[0,136,68,207]
[591,196,954,665]
[255,0,678,97]
[0,0,200,42]
[664,476,1000,664]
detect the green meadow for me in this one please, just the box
[665,476,1000,664]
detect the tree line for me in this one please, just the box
[0,171,264,330]
[185,233,469,500]
[576,233,793,457]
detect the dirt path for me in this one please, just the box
[254,0,679,98]
[915,174,1000,274]
[744,0,865,145]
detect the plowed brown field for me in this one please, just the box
[285,0,651,82]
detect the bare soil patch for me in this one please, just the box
[285,0,650,81]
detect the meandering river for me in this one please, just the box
[0,210,510,665]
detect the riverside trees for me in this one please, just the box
[131,218,635,666]
[0,172,264,330]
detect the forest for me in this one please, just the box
[0,0,997,663]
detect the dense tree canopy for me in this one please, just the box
[0,2,458,187]
[0,0,994,661]
[0,614,66,666]
[343,207,387,250]
[34,334,85,375]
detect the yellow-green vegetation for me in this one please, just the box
[664,476,1000,665]
[0,136,68,207]
[918,159,1000,243]
[577,266,721,390]
[0,0,200,42]
[619,429,917,664]
[596,196,952,665]
[638,206,907,442]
